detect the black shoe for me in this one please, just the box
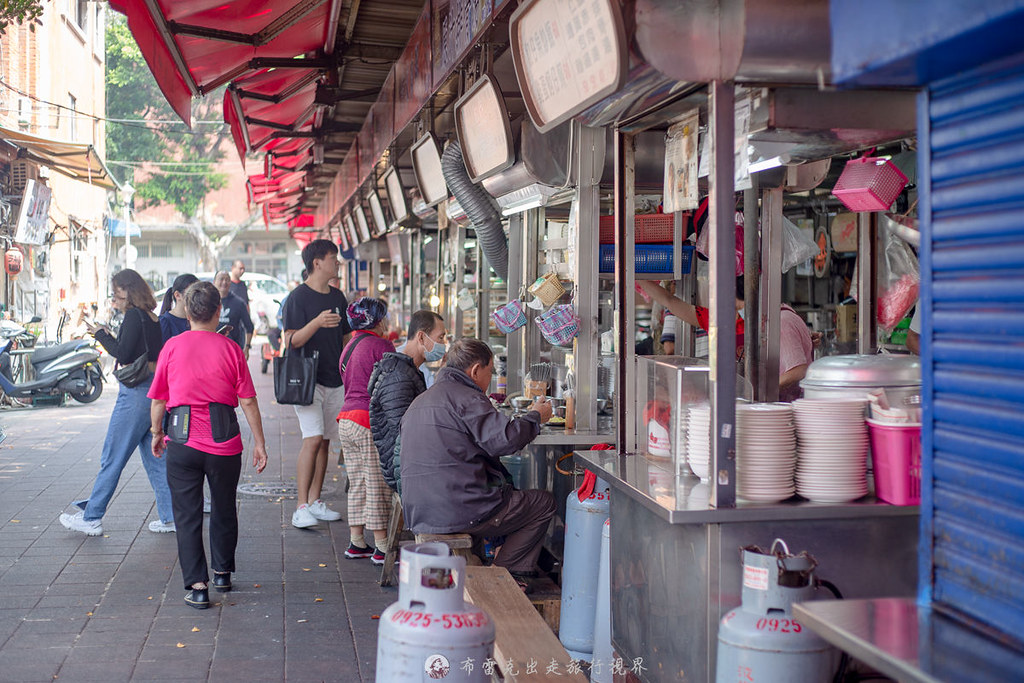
[212,572,232,592]
[185,587,209,609]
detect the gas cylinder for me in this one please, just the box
[376,542,495,681]
[559,471,611,661]
[715,539,838,683]
[591,518,613,683]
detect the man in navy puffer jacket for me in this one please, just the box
[368,310,446,495]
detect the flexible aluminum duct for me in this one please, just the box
[441,141,509,281]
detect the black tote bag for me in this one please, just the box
[273,343,319,406]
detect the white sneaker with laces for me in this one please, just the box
[307,499,342,521]
[148,520,176,533]
[59,511,102,536]
[291,505,318,528]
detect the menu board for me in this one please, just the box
[412,134,448,207]
[384,167,409,224]
[15,180,52,246]
[355,205,372,243]
[344,213,361,246]
[338,219,351,251]
[510,0,626,132]
[368,190,389,235]
[455,75,514,181]
[663,110,700,213]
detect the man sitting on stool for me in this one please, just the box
[399,338,553,589]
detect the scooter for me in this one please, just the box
[0,322,104,404]
[258,311,281,374]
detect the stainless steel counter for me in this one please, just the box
[574,450,921,682]
[533,427,615,446]
[794,598,1024,683]
[575,449,919,525]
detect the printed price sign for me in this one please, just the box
[510,0,627,132]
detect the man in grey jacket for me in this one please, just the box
[399,338,554,581]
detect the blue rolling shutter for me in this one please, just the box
[921,49,1024,638]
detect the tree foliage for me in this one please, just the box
[0,0,45,35]
[105,13,229,219]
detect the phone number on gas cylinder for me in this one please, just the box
[390,610,490,629]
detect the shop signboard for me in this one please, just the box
[345,212,361,246]
[354,203,372,242]
[383,167,410,224]
[454,75,515,182]
[432,0,507,89]
[411,133,448,207]
[371,72,395,166]
[509,0,628,132]
[368,190,389,236]
[14,179,51,246]
[395,5,433,135]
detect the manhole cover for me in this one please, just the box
[237,482,336,499]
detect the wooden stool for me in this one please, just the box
[413,532,480,565]
[379,492,405,587]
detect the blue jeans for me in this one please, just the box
[74,379,174,523]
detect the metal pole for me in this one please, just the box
[743,180,760,398]
[857,212,876,353]
[506,212,524,396]
[123,183,135,271]
[709,80,736,509]
[574,125,603,431]
[760,188,783,403]
[614,130,636,454]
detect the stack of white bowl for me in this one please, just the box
[686,404,711,481]
[793,397,870,503]
[736,403,797,503]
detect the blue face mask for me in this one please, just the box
[424,336,446,362]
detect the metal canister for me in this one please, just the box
[559,475,611,660]
[376,542,495,681]
[591,518,613,683]
[715,539,838,683]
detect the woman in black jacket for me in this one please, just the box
[59,270,173,536]
[368,310,446,496]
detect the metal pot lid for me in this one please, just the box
[801,354,921,387]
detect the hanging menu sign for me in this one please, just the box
[663,110,700,213]
[368,190,388,235]
[355,205,372,243]
[510,0,627,132]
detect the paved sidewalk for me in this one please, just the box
[0,352,394,682]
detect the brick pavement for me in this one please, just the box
[0,352,395,682]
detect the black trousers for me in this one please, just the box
[165,442,241,589]
[460,489,556,574]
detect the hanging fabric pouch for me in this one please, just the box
[492,299,528,334]
[536,304,580,347]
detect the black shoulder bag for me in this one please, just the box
[274,338,319,406]
[113,309,153,388]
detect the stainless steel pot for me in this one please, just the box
[800,354,921,404]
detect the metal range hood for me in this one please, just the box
[480,117,575,215]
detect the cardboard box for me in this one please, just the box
[836,304,858,343]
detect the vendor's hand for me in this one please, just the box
[316,309,342,329]
[151,432,166,458]
[811,331,823,349]
[252,443,268,473]
[530,397,553,424]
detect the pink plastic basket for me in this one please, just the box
[833,157,909,212]
[535,304,579,347]
[867,419,921,505]
[492,300,527,334]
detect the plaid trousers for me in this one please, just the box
[337,419,391,529]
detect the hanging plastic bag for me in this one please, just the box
[877,224,920,332]
[781,216,820,273]
[696,210,745,276]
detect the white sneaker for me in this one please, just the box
[59,511,102,536]
[307,499,342,521]
[149,520,176,533]
[291,505,318,528]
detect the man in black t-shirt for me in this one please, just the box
[283,239,351,528]
[215,272,254,356]
[229,260,249,310]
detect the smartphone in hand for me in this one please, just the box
[217,324,233,336]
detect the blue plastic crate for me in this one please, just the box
[599,244,695,274]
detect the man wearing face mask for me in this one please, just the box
[368,310,448,497]
[639,276,812,401]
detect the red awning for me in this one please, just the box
[110,0,341,126]
[224,67,324,163]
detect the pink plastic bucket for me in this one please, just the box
[866,419,922,505]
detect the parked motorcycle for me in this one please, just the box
[0,321,104,404]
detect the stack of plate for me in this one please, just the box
[793,398,870,503]
[736,403,797,503]
[686,404,711,481]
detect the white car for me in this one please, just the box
[156,272,289,334]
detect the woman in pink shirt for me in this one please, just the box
[149,282,269,610]
[336,297,396,563]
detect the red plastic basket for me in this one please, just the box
[832,157,909,212]
[599,213,684,244]
[867,419,921,505]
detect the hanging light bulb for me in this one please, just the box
[429,294,441,308]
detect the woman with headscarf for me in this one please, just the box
[60,269,173,536]
[335,297,397,563]
[159,273,200,342]
[148,281,269,609]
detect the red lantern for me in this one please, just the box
[5,248,23,277]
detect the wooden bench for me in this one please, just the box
[378,492,406,587]
[465,565,586,682]
[414,532,478,564]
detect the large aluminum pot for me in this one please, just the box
[800,354,921,405]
